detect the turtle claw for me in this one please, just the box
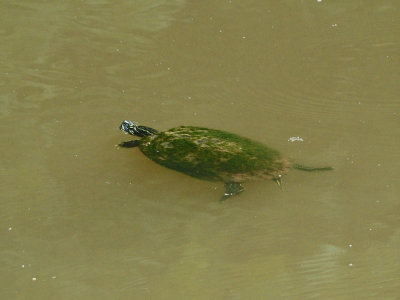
[275,174,282,189]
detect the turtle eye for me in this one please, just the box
[127,121,135,129]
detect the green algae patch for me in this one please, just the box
[139,126,289,182]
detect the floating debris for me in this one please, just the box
[288,136,304,142]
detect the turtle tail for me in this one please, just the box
[293,164,333,172]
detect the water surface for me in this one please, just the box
[1,1,400,299]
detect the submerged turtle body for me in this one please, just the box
[119,120,332,200]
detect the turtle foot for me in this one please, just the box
[119,140,140,148]
[221,182,244,201]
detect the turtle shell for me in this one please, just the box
[138,126,291,183]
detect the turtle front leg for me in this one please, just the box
[221,182,244,201]
[119,140,141,148]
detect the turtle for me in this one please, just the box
[119,120,333,200]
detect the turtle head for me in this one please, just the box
[120,120,158,137]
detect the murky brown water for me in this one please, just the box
[2,1,400,299]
